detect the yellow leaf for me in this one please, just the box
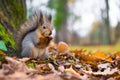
[0,50,7,57]
[113,51,120,59]
[91,52,112,62]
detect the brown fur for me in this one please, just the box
[35,36,53,48]
[16,10,52,58]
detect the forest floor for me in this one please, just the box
[70,41,120,53]
[0,42,120,80]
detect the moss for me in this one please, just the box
[0,0,27,53]
[26,61,35,69]
[0,24,16,49]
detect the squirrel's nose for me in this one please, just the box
[49,32,52,35]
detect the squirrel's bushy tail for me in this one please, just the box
[16,10,44,56]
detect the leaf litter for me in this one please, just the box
[0,41,120,80]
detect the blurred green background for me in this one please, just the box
[0,0,120,53]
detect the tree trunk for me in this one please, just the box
[105,0,111,44]
[0,0,26,53]
[55,0,68,43]
[0,0,26,29]
[55,23,68,43]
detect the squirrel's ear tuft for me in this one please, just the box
[48,14,52,23]
[39,11,44,25]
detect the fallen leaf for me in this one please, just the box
[6,71,28,79]
[58,65,65,72]
[44,73,63,80]
[5,57,36,73]
[113,51,120,59]
[57,41,69,53]
[64,66,81,78]
[92,52,112,62]
[82,68,118,75]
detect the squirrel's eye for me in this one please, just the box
[43,26,46,29]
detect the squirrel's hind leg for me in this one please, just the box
[21,47,31,57]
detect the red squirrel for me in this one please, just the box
[16,10,53,59]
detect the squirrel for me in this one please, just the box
[16,10,53,59]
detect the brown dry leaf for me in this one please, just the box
[6,71,28,79]
[44,73,63,80]
[91,52,112,62]
[35,75,45,80]
[114,75,120,80]
[0,70,4,80]
[72,49,84,57]
[5,57,28,72]
[113,51,120,59]
[80,53,98,61]
[19,57,30,62]
[36,63,51,73]
[58,65,65,72]
[5,57,36,73]
[64,66,81,79]
[0,50,7,57]
[97,63,111,69]
[72,49,98,61]
[85,61,98,66]
[57,41,69,53]
[82,68,118,76]
[48,63,57,73]
[2,64,14,75]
